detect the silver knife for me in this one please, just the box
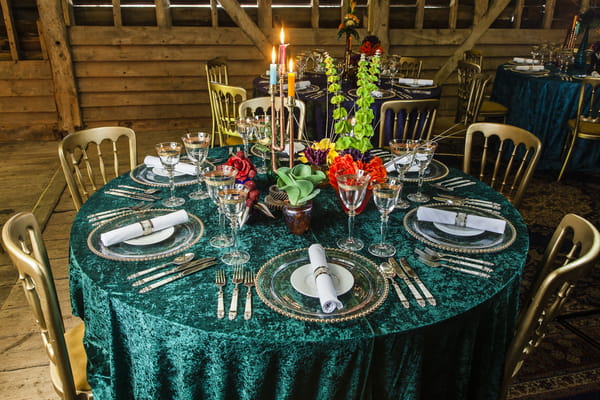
[389,258,426,307]
[442,263,491,279]
[138,261,217,293]
[399,258,436,306]
[105,190,155,202]
[132,257,216,287]
[446,181,477,189]
[108,188,161,200]
[436,258,494,273]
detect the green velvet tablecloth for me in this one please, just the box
[69,147,528,400]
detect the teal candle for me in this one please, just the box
[270,64,278,84]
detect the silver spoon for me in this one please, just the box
[379,262,410,308]
[126,252,194,280]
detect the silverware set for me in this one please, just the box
[306,90,326,99]
[430,177,477,191]
[129,256,217,293]
[87,201,154,224]
[216,266,255,320]
[415,247,494,278]
[380,257,436,308]
[105,188,160,202]
[433,194,502,211]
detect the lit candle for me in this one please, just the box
[278,27,287,74]
[270,46,278,85]
[288,59,295,97]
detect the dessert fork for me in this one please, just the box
[229,265,244,320]
[423,247,495,267]
[243,271,255,320]
[414,248,493,273]
[417,256,491,278]
[216,270,226,319]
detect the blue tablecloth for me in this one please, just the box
[491,64,600,172]
[69,147,528,400]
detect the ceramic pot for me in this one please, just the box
[282,201,313,235]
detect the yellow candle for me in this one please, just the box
[288,59,295,97]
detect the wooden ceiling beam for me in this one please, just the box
[217,0,271,59]
[1,0,20,60]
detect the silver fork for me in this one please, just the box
[243,271,255,320]
[417,256,491,278]
[87,201,146,219]
[423,247,495,267]
[89,203,154,225]
[228,265,244,320]
[415,248,494,273]
[216,270,226,319]
[118,184,161,194]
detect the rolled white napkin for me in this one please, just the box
[514,65,545,71]
[100,209,189,247]
[371,90,383,98]
[308,244,343,313]
[283,80,311,91]
[397,78,434,86]
[384,155,417,173]
[144,155,196,175]
[513,57,541,64]
[417,206,506,234]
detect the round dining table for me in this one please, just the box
[69,146,528,400]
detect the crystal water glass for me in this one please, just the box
[182,131,211,200]
[155,142,185,207]
[389,139,416,209]
[369,179,402,257]
[253,115,271,174]
[236,117,254,157]
[218,187,250,265]
[204,165,238,248]
[336,173,371,251]
[407,140,437,203]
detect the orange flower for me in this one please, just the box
[328,154,387,190]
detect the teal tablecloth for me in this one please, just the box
[69,147,528,400]
[491,64,600,173]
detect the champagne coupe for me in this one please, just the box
[182,131,211,200]
[218,187,250,265]
[204,165,238,248]
[253,115,271,174]
[368,179,402,257]
[336,173,371,251]
[236,117,254,157]
[155,142,185,207]
[407,140,437,203]
[389,139,416,209]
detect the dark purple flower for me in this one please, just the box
[338,148,374,164]
[303,147,330,166]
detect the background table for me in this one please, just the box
[70,147,528,400]
[491,64,600,173]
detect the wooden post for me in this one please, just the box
[113,0,122,27]
[543,0,556,29]
[415,0,425,29]
[217,0,271,59]
[1,0,20,60]
[368,0,390,51]
[257,0,272,37]
[37,0,82,133]
[210,0,218,27]
[311,0,319,29]
[155,0,172,28]
[449,0,458,30]
[62,0,75,26]
[514,0,524,28]
[474,0,488,25]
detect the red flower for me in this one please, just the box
[225,151,257,183]
[328,154,387,190]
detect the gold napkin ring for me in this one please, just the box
[313,266,330,280]
[140,220,154,236]
[455,212,467,227]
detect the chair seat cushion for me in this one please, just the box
[567,119,600,138]
[50,322,91,393]
[480,100,508,114]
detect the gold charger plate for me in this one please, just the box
[347,88,396,100]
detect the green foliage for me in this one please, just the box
[275,165,326,206]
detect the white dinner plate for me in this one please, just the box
[123,227,175,246]
[290,263,354,298]
[433,222,485,237]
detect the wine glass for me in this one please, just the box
[155,142,185,207]
[218,187,250,265]
[407,140,437,203]
[182,131,211,200]
[368,179,403,257]
[389,139,416,209]
[336,172,371,251]
[236,117,254,157]
[388,56,398,89]
[204,165,238,248]
[253,115,271,174]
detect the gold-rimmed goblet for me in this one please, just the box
[218,186,250,265]
[368,179,402,257]
[236,117,254,157]
[336,172,371,251]
[253,115,271,174]
[389,138,416,209]
[155,142,185,207]
[182,131,211,200]
[407,140,437,203]
[204,165,238,248]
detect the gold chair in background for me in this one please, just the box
[378,99,439,147]
[557,76,600,181]
[456,60,481,123]
[397,56,422,79]
[59,126,137,211]
[463,49,483,66]
[2,212,92,400]
[209,82,247,147]
[500,213,600,399]
[205,57,229,147]
[238,96,307,140]
[463,122,542,207]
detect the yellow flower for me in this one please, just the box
[313,139,339,166]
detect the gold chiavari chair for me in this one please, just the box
[378,99,440,147]
[500,213,600,399]
[209,82,247,146]
[2,212,92,400]
[238,96,307,140]
[456,60,481,123]
[557,76,600,181]
[205,57,229,147]
[463,122,542,207]
[463,49,483,66]
[59,126,137,211]
[397,56,422,79]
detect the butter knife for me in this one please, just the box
[399,258,436,306]
[138,260,217,293]
[389,258,426,307]
[132,257,216,287]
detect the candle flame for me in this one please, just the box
[272,46,276,64]
[280,27,285,44]
[288,58,294,72]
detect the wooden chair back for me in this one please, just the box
[209,82,247,146]
[378,99,440,147]
[2,212,92,400]
[238,96,307,140]
[205,57,229,147]
[500,213,600,399]
[397,57,422,79]
[463,122,542,207]
[59,126,137,210]
[456,60,482,123]
[463,49,483,66]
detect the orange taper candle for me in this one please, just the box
[288,59,295,97]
